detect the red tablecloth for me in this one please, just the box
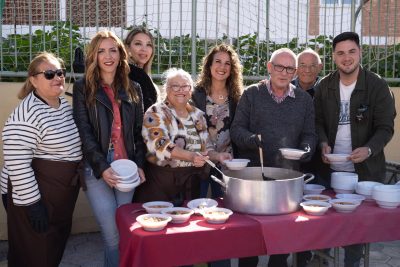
[248,200,400,255]
[116,200,400,267]
[117,204,265,267]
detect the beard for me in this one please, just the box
[338,63,359,75]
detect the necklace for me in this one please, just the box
[218,95,226,100]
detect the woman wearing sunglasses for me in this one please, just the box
[2,52,83,267]
[73,30,145,267]
[125,25,159,111]
[133,68,231,204]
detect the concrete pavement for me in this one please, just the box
[1,232,400,266]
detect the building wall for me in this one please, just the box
[0,81,399,239]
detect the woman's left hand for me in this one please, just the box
[138,168,146,184]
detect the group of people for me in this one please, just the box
[0,28,395,267]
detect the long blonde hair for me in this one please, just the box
[18,52,64,99]
[124,25,155,74]
[196,44,243,104]
[85,30,138,105]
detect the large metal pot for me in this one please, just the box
[210,167,314,215]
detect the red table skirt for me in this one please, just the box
[116,200,400,267]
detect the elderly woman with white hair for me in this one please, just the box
[134,68,231,203]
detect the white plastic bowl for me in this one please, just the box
[303,184,326,195]
[161,207,194,224]
[279,148,306,160]
[324,154,350,162]
[356,181,383,199]
[303,194,331,202]
[142,201,174,213]
[372,185,400,203]
[333,188,355,194]
[136,214,172,231]
[223,159,250,170]
[201,207,233,224]
[329,199,361,213]
[300,201,331,216]
[111,159,138,181]
[187,198,218,214]
[375,200,400,209]
[115,179,140,192]
[331,172,358,191]
[335,193,366,202]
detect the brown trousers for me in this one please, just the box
[7,159,81,267]
[133,161,208,203]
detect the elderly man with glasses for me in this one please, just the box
[231,48,317,267]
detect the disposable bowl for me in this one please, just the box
[111,159,138,181]
[201,207,233,224]
[329,198,361,213]
[303,184,325,195]
[223,159,250,170]
[142,201,174,213]
[279,148,306,160]
[303,194,331,202]
[161,207,194,224]
[136,214,172,231]
[300,201,331,216]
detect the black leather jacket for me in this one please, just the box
[72,78,145,178]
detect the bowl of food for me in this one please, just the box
[142,201,174,214]
[223,159,250,170]
[279,148,306,160]
[110,159,138,182]
[161,207,194,224]
[303,184,326,195]
[300,201,331,216]
[329,199,361,213]
[356,181,383,200]
[136,214,172,231]
[201,207,233,224]
[324,154,350,163]
[303,194,331,202]
[187,198,218,214]
[335,193,366,202]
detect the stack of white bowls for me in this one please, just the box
[111,159,140,192]
[355,181,382,200]
[372,185,400,209]
[331,172,358,194]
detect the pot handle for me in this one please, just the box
[303,173,315,184]
[210,175,227,188]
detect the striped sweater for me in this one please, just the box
[1,92,82,206]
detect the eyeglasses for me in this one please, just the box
[298,64,319,72]
[32,69,66,80]
[168,84,191,92]
[271,63,296,74]
[356,104,368,122]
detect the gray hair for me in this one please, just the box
[161,68,194,100]
[269,48,297,65]
[297,48,322,65]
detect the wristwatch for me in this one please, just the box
[367,147,372,157]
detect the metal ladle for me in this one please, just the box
[258,134,275,181]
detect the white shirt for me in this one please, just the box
[331,81,356,172]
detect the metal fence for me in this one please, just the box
[1,0,399,83]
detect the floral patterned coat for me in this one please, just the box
[142,100,211,167]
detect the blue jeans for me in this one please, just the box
[84,166,135,267]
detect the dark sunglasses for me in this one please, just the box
[32,69,66,80]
